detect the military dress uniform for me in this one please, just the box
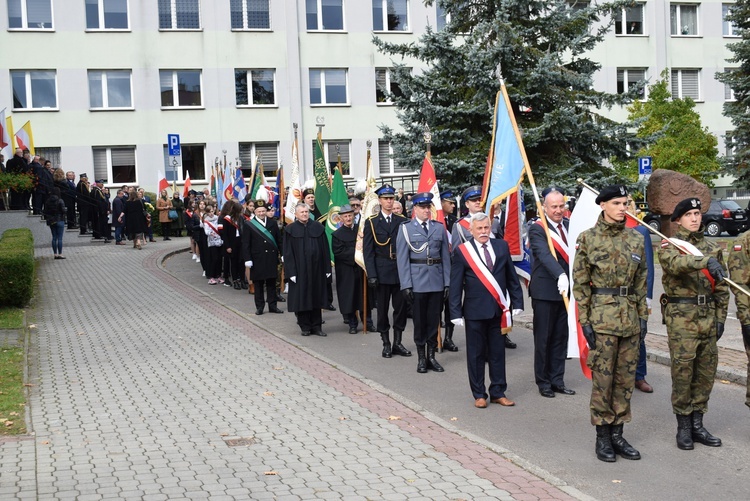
[396,192,451,373]
[727,230,750,411]
[659,198,729,450]
[572,185,647,462]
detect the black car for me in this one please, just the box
[703,199,749,236]
[635,202,662,231]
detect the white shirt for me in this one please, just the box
[477,241,495,268]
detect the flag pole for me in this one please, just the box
[423,125,443,352]
[363,141,371,334]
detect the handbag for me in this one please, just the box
[168,209,178,220]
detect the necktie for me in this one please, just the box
[483,244,493,269]
[422,221,428,234]
[386,215,390,225]
[558,223,568,245]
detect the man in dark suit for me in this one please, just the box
[243,199,283,315]
[63,171,78,229]
[528,188,575,398]
[449,212,524,408]
[76,173,91,235]
[364,184,410,358]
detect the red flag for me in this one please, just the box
[182,171,191,199]
[157,170,169,193]
[416,155,444,224]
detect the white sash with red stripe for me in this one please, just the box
[535,218,570,264]
[458,241,513,331]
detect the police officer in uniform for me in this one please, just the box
[727,226,750,413]
[363,184,410,358]
[659,197,728,450]
[397,192,451,373]
[572,185,648,462]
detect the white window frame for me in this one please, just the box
[239,142,279,178]
[309,69,349,106]
[375,68,403,105]
[671,69,701,101]
[158,0,201,30]
[616,68,647,99]
[235,69,277,107]
[723,69,736,101]
[92,146,137,185]
[722,4,739,37]
[11,70,58,111]
[88,70,134,110]
[373,0,410,32]
[670,3,700,36]
[7,0,54,30]
[378,140,413,175]
[230,0,271,30]
[160,70,203,109]
[306,0,345,31]
[613,3,645,35]
[312,140,351,175]
[85,0,130,31]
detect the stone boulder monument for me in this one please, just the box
[646,169,711,237]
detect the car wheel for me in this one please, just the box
[647,219,661,232]
[705,221,721,237]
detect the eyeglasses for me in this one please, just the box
[351,204,361,207]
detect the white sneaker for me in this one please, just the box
[192,253,197,260]
[202,270,206,277]
[196,257,200,263]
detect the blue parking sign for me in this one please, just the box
[168,134,181,156]
[638,156,652,175]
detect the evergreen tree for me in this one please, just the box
[715,0,750,186]
[374,0,638,193]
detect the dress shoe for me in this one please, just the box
[255,308,264,315]
[276,295,286,302]
[326,304,337,311]
[301,331,311,337]
[475,398,487,409]
[269,307,284,314]
[504,335,517,349]
[539,388,555,398]
[491,397,515,407]
[366,322,376,332]
[313,330,327,337]
[552,385,575,395]
[348,327,358,334]
[149,238,156,242]
[115,241,125,245]
[635,379,654,393]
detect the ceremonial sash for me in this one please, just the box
[205,220,220,236]
[458,241,513,332]
[249,218,278,250]
[535,219,570,264]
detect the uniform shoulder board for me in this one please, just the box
[575,243,579,250]
[734,244,742,252]
[366,214,378,220]
[660,239,670,248]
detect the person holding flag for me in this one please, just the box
[659,197,728,451]
[572,184,648,463]
[727,222,750,414]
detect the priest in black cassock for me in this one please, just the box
[283,202,331,337]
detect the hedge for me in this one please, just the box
[0,228,35,307]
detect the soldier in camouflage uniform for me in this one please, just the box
[659,197,728,450]
[573,185,648,463]
[727,230,750,412]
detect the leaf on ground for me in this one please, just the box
[273,367,284,371]
[28,324,36,328]
[4,421,13,427]
[23,383,36,387]
[77,332,86,336]
[720,379,730,384]
[387,416,401,421]
[339,416,347,420]
[40,441,49,445]
[264,471,278,475]
[219,433,229,436]
[263,391,274,396]
[353,392,366,396]
[612,479,622,483]
[450,417,458,421]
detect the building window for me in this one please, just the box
[378,140,411,175]
[162,144,205,181]
[614,3,644,35]
[158,0,200,29]
[36,147,61,168]
[7,0,53,29]
[670,4,698,36]
[88,70,133,109]
[239,142,279,178]
[306,0,344,30]
[85,0,128,30]
[723,4,739,37]
[616,68,646,99]
[11,70,57,110]
[312,140,351,175]
[160,70,202,108]
[230,0,269,30]
[671,69,700,100]
[723,69,736,101]
[235,69,276,106]
[93,146,136,184]
[436,3,448,30]
[309,69,348,105]
[375,68,405,104]
[373,0,409,32]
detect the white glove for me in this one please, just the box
[557,274,569,296]
[281,256,284,263]
[326,273,331,278]
[646,297,653,311]
[245,260,253,269]
[290,276,296,283]
[451,318,464,327]
[512,309,523,317]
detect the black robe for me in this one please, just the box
[241,216,281,281]
[332,224,363,315]
[283,219,331,312]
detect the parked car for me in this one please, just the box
[635,202,662,231]
[703,199,749,237]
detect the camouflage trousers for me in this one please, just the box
[744,329,750,410]
[667,328,717,415]
[587,333,638,426]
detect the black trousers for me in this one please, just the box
[91,209,101,238]
[466,316,507,400]
[254,277,277,310]
[66,199,77,228]
[99,213,111,240]
[206,246,221,279]
[412,291,442,348]
[532,298,569,390]
[295,309,323,333]
[78,205,90,233]
[375,283,407,334]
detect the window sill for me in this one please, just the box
[670,34,702,38]
[90,107,135,111]
[7,28,54,32]
[11,107,58,112]
[372,30,413,34]
[306,29,348,33]
[160,106,205,110]
[310,103,351,108]
[158,28,203,32]
[85,29,131,33]
[376,102,395,107]
[231,28,273,32]
[723,35,741,39]
[236,104,279,109]
[614,34,648,37]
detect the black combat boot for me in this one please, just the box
[691,412,722,447]
[391,330,412,356]
[426,346,445,372]
[676,414,694,450]
[380,332,392,358]
[610,424,641,460]
[595,425,616,462]
[416,345,427,373]
[233,279,241,290]
[442,324,458,352]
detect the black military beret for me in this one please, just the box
[595,185,628,204]
[671,197,702,221]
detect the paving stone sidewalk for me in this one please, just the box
[0,227,583,499]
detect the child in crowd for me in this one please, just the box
[202,204,223,285]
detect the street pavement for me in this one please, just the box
[1,211,749,500]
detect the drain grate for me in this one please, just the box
[223,437,256,447]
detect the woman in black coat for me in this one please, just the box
[219,200,243,289]
[123,189,148,249]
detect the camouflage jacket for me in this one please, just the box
[573,213,648,336]
[727,231,750,325]
[658,225,729,329]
